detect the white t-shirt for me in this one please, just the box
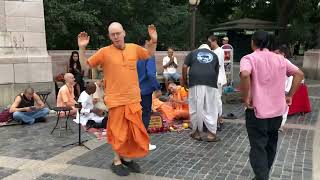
[74,91,104,125]
[213,47,227,86]
[163,56,178,74]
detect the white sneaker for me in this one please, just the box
[149,144,156,151]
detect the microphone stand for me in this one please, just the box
[63,103,90,150]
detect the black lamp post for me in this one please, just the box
[189,0,201,50]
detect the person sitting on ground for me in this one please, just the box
[56,73,78,116]
[167,82,189,112]
[75,82,107,129]
[162,47,181,91]
[152,90,189,125]
[93,79,108,112]
[10,87,49,124]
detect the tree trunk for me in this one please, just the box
[276,0,298,42]
[316,27,320,48]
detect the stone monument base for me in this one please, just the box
[0,82,55,108]
[303,49,320,80]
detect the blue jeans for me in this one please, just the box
[13,108,49,125]
[141,93,152,130]
[163,72,180,81]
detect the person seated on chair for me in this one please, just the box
[56,73,78,116]
[93,79,108,112]
[152,90,189,126]
[10,87,49,125]
[75,82,107,129]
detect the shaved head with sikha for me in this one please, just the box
[64,73,75,85]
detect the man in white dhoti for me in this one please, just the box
[74,82,105,127]
[181,43,220,142]
[274,45,293,132]
[93,79,108,112]
[208,35,227,131]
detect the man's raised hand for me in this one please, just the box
[78,32,90,49]
[148,24,157,44]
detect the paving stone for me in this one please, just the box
[0,86,318,180]
[0,117,95,161]
[36,173,91,180]
[226,174,238,180]
[0,167,18,179]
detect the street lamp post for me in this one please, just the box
[189,0,201,50]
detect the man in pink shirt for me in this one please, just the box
[240,31,304,180]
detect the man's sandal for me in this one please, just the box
[190,133,202,141]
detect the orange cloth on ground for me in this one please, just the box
[107,103,149,158]
[87,44,149,109]
[152,95,188,123]
[87,43,150,158]
[172,86,189,111]
[56,84,77,116]
[152,95,164,112]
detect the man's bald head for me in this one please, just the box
[108,22,126,49]
[108,22,124,33]
[64,73,75,85]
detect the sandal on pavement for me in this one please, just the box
[121,159,141,173]
[206,136,221,142]
[190,133,202,141]
[110,163,130,176]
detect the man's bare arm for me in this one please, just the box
[181,64,189,88]
[163,59,173,68]
[9,96,27,113]
[146,24,157,56]
[172,59,178,68]
[78,32,91,71]
[240,71,251,108]
[288,69,304,98]
[33,93,45,108]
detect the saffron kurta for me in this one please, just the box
[87,44,150,158]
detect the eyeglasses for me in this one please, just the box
[109,32,123,38]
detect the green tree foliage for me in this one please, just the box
[44,0,319,50]
[44,0,206,50]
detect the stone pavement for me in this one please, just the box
[0,72,319,180]
[313,113,320,180]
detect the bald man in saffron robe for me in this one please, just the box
[77,22,158,176]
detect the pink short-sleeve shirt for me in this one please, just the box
[240,49,299,119]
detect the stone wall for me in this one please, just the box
[303,49,320,80]
[0,0,53,107]
[49,50,190,77]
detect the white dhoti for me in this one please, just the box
[189,85,219,134]
[281,105,289,127]
[217,84,223,116]
[74,112,104,126]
